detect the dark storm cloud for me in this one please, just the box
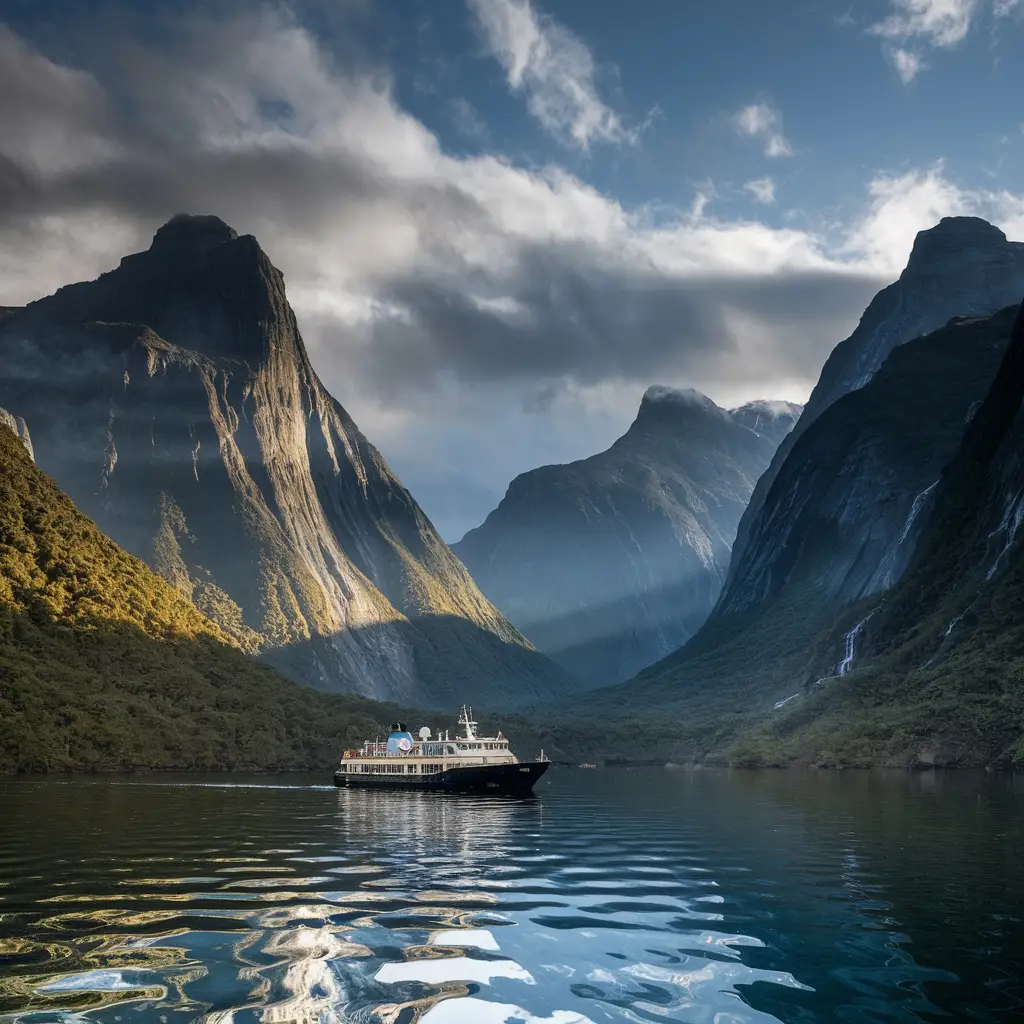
[0,4,885,408]
[355,254,884,393]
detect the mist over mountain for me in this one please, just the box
[453,388,799,687]
[0,214,572,709]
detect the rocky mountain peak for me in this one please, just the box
[92,213,286,362]
[454,381,790,688]
[150,213,240,254]
[904,217,1016,276]
[633,386,724,431]
[729,400,803,444]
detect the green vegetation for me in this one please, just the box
[730,561,1024,769]
[0,425,407,773]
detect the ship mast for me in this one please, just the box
[458,704,477,741]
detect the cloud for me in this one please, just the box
[734,103,792,158]
[840,162,1024,274]
[466,0,632,149]
[1,7,1022,537]
[867,0,1020,81]
[743,178,776,204]
[870,0,978,48]
[449,97,488,138]
[888,46,928,81]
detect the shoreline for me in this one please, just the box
[2,760,1020,777]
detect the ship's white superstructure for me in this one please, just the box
[334,706,548,792]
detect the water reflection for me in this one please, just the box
[0,771,1022,1022]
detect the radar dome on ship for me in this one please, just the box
[386,722,414,755]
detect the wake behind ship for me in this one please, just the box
[333,706,550,795]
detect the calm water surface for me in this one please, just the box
[1,769,1022,1023]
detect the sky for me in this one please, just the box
[1,0,1023,540]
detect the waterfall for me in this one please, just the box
[986,486,1024,580]
[897,479,939,546]
[772,693,800,711]
[869,479,940,593]
[837,617,868,676]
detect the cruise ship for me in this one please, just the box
[332,706,550,794]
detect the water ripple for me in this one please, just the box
[1,770,1023,1022]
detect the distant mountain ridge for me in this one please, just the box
[453,387,800,687]
[0,214,572,709]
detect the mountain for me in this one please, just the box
[0,421,402,773]
[560,302,1020,763]
[728,400,803,444]
[718,307,1015,618]
[725,217,1024,609]
[0,214,571,709]
[453,388,799,687]
[737,296,1024,768]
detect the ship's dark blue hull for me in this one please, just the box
[333,760,550,795]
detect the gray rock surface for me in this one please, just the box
[0,408,33,460]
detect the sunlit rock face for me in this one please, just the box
[453,388,799,688]
[725,217,1024,610]
[0,214,571,708]
[0,408,33,460]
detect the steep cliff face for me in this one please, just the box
[0,408,32,460]
[717,308,1014,618]
[0,214,571,708]
[740,298,1024,767]
[725,217,1024,606]
[453,388,797,687]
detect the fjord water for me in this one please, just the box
[1,771,1022,1023]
